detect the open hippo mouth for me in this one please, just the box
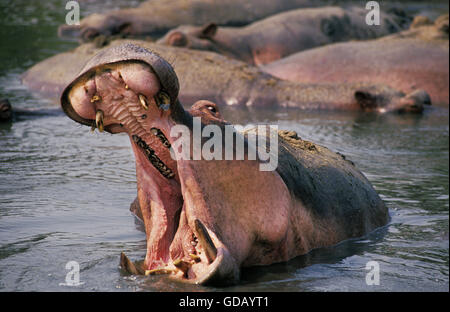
[61,44,239,285]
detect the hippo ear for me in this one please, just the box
[200,23,218,39]
[167,31,188,47]
[355,91,378,110]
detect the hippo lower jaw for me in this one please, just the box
[62,59,239,285]
[130,132,240,285]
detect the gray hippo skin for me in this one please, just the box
[262,14,449,106]
[58,0,321,42]
[22,40,429,113]
[157,6,408,65]
[60,43,389,285]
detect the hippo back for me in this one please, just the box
[276,130,389,238]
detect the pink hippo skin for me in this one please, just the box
[22,40,429,113]
[58,0,321,42]
[60,43,389,285]
[262,14,449,106]
[157,6,409,65]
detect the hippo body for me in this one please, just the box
[22,40,428,113]
[60,43,389,285]
[58,0,321,42]
[157,6,407,65]
[262,15,449,106]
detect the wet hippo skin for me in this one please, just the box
[157,6,409,65]
[58,0,322,42]
[262,14,449,106]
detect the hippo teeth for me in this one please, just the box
[132,134,174,179]
[151,127,171,148]
[139,94,148,110]
[194,219,217,264]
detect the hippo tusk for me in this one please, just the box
[145,268,177,276]
[120,252,145,275]
[95,110,104,132]
[189,253,201,262]
[194,219,217,264]
[173,259,192,275]
[139,94,148,110]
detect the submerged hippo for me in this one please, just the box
[0,99,12,122]
[58,0,319,42]
[0,99,63,123]
[60,43,389,285]
[157,6,407,65]
[262,14,449,106]
[22,39,428,113]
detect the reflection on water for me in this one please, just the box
[0,0,448,291]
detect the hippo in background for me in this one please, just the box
[157,6,409,65]
[0,98,63,123]
[21,39,429,114]
[261,14,449,106]
[60,43,389,284]
[58,0,321,42]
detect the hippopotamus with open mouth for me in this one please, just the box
[61,43,389,285]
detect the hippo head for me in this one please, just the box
[157,23,219,52]
[61,43,290,285]
[58,13,133,42]
[354,88,431,114]
[0,99,12,122]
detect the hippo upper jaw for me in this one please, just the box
[61,56,239,285]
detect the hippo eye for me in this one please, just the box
[207,106,216,113]
[155,91,170,111]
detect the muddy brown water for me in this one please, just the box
[0,0,448,291]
